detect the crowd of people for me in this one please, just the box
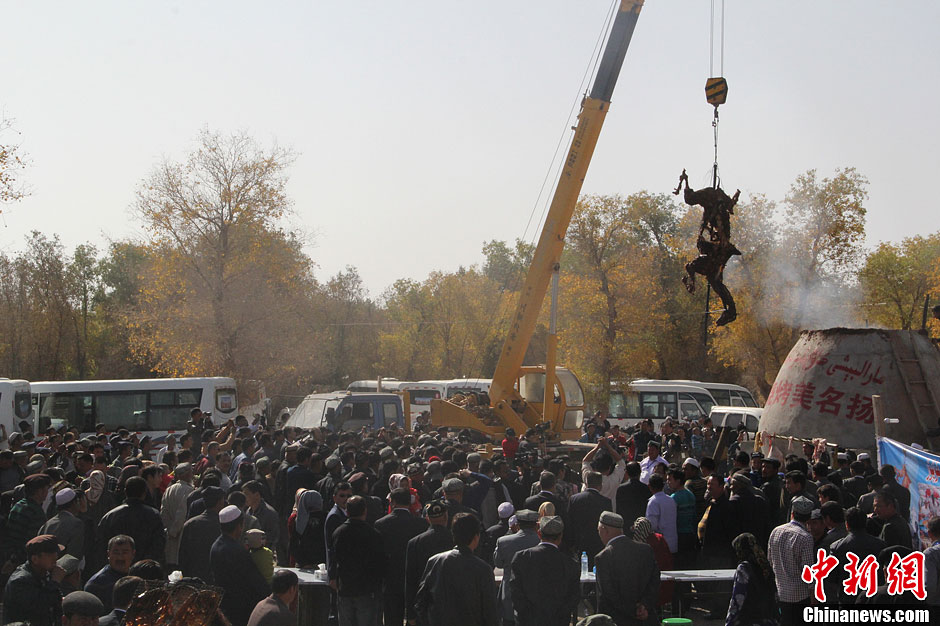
[0,408,937,626]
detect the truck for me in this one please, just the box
[429,0,645,442]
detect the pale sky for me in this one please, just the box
[4,1,938,296]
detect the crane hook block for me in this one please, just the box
[705,77,728,107]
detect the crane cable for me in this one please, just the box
[706,0,728,190]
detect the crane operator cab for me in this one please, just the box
[517,367,586,435]
[431,365,585,443]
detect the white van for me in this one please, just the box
[0,379,31,447]
[633,379,759,407]
[399,381,448,424]
[608,381,718,427]
[709,406,763,434]
[287,392,405,432]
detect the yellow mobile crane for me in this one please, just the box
[430,0,644,442]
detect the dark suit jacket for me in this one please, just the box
[210,533,271,626]
[831,531,887,604]
[405,524,453,622]
[878,514,912,549]
[729,490,770,546]
[566,489,611,565]
[96,498,166,563]
[700,492,735,564]
[595,536,660,626]
[324,504,347,570]
[179,510,221,583]
[374,508,429,598]
[885,480,911,520]
[842,475,868,506]
[332,519,386,596]
[415,547,497,626]
[524,491,567,520]
[615,480,650,528]
[509,543,580,626]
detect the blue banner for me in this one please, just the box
[876,437,940,550]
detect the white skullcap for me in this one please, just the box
[682,457,700,468]
[219,505,243,524]
[55,488,77,506]
[857,453,871,461]
[498,502,515,519]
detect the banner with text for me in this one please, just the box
[876,436,940,549]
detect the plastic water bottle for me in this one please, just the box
[581,551,589,577]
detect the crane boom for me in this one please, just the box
[488,0,644,409]
[429,0,643,440]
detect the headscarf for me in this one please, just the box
[632,517,653,544]
[292,488,307,515]
[388,473,406,491]
[296,490,324,535]
[732,532,774,582]
[85,470,106,506]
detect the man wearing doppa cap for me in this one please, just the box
[508,516,580,626]
[483,501,515,559]
[210,504,271,626]
[0,473,51,562]
[160,461,195,569]
[40,487,87,559]
[404,500,453,625]
[493,509,541,626]
[767,495,815,623]
[594,512,660,626]
[2,534,66,626]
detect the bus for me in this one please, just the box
[632,379,759,407]
[0,379,32,447]
[608,381,718,427]
[31,377,238,437]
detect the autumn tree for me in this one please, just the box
[131,129,314,389]
[482,239,534,291]
[378,267,512,381]
[561,193,672,405]
[859,233,940,330]
[0,233,109,380]
[306,266,383,390]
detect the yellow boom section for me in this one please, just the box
[431,0,643,440]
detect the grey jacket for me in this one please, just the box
[493,528,540,622]
[40,510,85,558]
